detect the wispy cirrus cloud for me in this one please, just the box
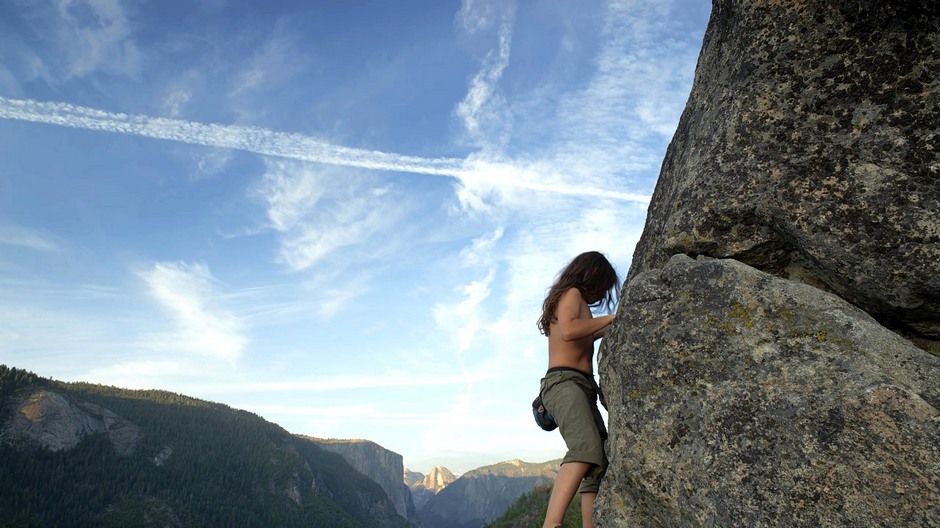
[433,269,495,357]
[11,0,142,83]
[138,261,247,361]
[0,96,649,204]
[545,0,704,184]
[0,224,64,253]
[255,160,411,272]
[440,0,703,360]
[455,1,516,151]
[228,24,307,100]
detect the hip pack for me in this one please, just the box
[532,393,557,431]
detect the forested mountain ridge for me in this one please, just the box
[0,365,409,528]
[419,459,560,528]
[483,484,582,528]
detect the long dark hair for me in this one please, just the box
[538,251,619,336]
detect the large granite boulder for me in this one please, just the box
[596,0,940,525]
[629,0,940,343]
[596,255,939,526]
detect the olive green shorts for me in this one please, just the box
[540,367,608,494]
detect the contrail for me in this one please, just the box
[0,96,649,203]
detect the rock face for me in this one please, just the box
[419,459,558,528]
[596,1,940,526]
[1,390,141,455]
[629,0,940,345]
[597,256,939,526]
[420,466,457,493]
[310,438,412,522]
[405,466,456,510]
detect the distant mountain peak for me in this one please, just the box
[404,465,457,511]
[422,466,456,493]
[418,459,561,528]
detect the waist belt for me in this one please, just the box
[546,366,594,380]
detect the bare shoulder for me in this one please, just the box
[557,287,585,312]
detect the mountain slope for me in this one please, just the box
[0,365,409,528]
[483,484,582,528]
[306,437,415,522]
[419,459,559,528]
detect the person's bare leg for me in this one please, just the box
[580,491,597,528]
[543,462,592,528]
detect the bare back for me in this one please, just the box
[547,287,612,374]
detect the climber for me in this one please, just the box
[537,251,619,528]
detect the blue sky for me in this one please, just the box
[0,0,710,474]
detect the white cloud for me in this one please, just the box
[0,225,64,252]
[191,148,233,179]
[545,0,702,182]
[457,0,506,35]
[255,160,410,272]
[256,161,329,232]
[33,0,143,81]
[317,285,366,318]
[459,228,504,267]
[433,270,495,356]
[139,261,247,361]
[455,13,515,150]
[162,87,192,118]
[228,30,305,99]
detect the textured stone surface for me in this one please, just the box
[1,390,141,455]
[596,255,940,527]
[629,0,940,342]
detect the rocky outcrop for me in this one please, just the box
[420,459,558,528]
[597,255,939,526]
[629,0,940,347]
[597,1,940,526]
[1,390,141,455]
[405,466,456,510]
[308,438,412,522]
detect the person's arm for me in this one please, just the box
[554,288,615,342]
[592,321,613,341]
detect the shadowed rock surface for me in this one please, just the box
[306,437,414,522]
[596,0,940,526]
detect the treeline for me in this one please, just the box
[0,365,408,528]
[483,484,583,528]
[0,365,45,403]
